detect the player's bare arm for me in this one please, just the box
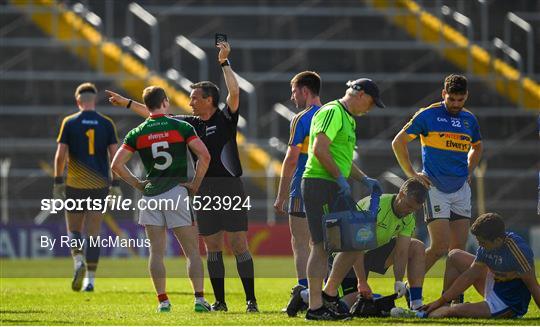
[182,138,210,195]
[110,147,147,191]
[218,42,240,112]
[424,261,487,313]
[467,141,483,183]
[53,143,68,198]
[352,252,373,299]
[349,162,367,182]
[392,236,411,284]
[312,133,341,179]
[521,267,540,308]
[392,129,431,187]
[274,145,301,215]
[54,143,68,178]
[105,90,149,118]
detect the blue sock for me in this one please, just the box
[298,278,308,287]
[410,287,422,301]
[85,237,100,272]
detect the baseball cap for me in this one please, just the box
[346,78,385,108]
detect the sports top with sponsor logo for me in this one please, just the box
[57,110,118,189]
[288,105,320,197]
[174,106,242,178]
[404,101,482,193]
[358,194,415,247]
[474,232,534,316]
[303,100,356,181]
[122,114,198,196]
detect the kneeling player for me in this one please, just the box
[111,86,211,312]
[421,213,540,318]
[287,178,429,315]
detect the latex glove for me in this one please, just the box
[394,281,407,298]
[336,175,351,197]
[361,176,383,195]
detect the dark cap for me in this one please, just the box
[346,78,385,108]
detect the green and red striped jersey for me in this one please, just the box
[122,114,198,196]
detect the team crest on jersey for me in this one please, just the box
[463,119,470,129]
[434,205,441,213]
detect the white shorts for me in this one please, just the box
[484,272,515,317]
[424,182,471,222]
[138,185,193,229]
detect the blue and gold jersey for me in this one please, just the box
[475,232,534,316]
[57,110,118,189]
[404,102,481,193]
[288,105,320,197]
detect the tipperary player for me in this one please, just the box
[421,213,540,318]
[392,74,483,275]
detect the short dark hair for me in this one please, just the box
[471,213,506,241]
[75,82,97,98]
[190,81,220,107]
[444,74,468,94]
[142,86,167,111]
[400,177,428,204]
[291,71,321,96]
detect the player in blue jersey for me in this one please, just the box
[419,213,540,318]
[273,71,322,314]
[392,74,483,273]
[53,82,120,292]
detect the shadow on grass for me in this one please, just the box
[0,309,46,314]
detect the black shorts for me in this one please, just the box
[302,178,343,244]
[65,186,109,213]
[328,238,397,295]
[195,177,248,236]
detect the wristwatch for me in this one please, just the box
[220,59,230,67]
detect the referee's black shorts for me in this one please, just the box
[195,177,248,236]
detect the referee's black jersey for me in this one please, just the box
[175,106,242,177]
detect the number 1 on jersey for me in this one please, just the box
[85,129,95,155]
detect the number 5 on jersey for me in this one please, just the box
[151,141,173,170]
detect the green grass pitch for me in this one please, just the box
[1,257,539,325]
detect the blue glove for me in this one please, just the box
[361,176,383,195]
[336,175,351,197]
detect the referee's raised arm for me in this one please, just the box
[217,41,240,112]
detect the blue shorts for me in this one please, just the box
[288,195,305,218]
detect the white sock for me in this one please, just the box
[411,299,423,310]
[300,289,309,304]
[195,297,205,303]
[73,254,84,269]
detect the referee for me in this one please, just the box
[302,79,384,320]
[106,41,258,312]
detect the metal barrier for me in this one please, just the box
[504,12,534,77]
[126,2,159,71]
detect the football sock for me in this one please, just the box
[69,231,83,256]
[207,251,225,302]
[298,278,308,287]
[158,293,169,303]
[300,289,309,304]
[410,287,423,309]
[235,251,256,301]
[194,292,205,302]
[85,237,100,273]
